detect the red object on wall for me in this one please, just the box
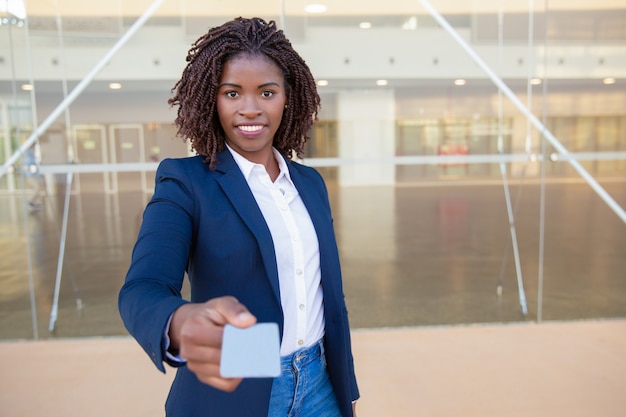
[438,143,469,165]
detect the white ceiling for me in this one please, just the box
[2,0,623,95]
[17,0,626,18]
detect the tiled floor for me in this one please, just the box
[1,176,625,340]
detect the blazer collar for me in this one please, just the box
[212,149,334,307]
[213,149,281,305]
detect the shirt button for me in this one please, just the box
[296,269,303,276]
[298,339,304,346]
[299,304,305,310]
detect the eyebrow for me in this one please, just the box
[218,82,282,89]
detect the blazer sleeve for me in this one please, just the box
[118,158,196,372]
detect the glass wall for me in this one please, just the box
[1,0,625,339]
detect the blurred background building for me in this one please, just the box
[0,0,625,341]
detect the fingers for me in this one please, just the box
[186,357,241,391]
[178,311,225,349]
[173,296,257,392]
[203,296,257,329]
[203,376,243,393]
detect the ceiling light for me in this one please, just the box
[454,79,466,86]
[0,17,24,26]
[530,78,542,85]
[359,22,372,29]
[21,84,33,91]
[109,82,122,90]
[603,77,616,85]
[304,4,327,13]
[376,79,388,86]
[317,80,329,87]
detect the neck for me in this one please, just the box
[266,153,280,182]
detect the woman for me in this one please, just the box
[118,17,359,417]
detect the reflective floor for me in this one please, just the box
[1,175,625,340]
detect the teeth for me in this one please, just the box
[238,125,263,132]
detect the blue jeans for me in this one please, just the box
[267,339,342,417]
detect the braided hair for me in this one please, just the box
[168,17,321,169]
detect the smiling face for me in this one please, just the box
[217,53,287,165]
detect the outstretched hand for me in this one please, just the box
[168,296,257,392]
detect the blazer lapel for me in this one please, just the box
[213,150,281,306]
[287,160,333,245]
[288,162,342,308]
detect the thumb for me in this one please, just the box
[207,296,257,328]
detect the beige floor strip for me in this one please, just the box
[1,319,624,417]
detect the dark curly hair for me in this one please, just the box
[168,17,321,169]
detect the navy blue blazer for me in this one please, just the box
[119,149,359,417]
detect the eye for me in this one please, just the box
[225,90,239,98]
[261,90,274,98]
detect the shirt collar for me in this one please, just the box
[225,143,292,184]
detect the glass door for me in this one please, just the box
[109,124,147,193]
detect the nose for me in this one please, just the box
[238,96,262,118]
